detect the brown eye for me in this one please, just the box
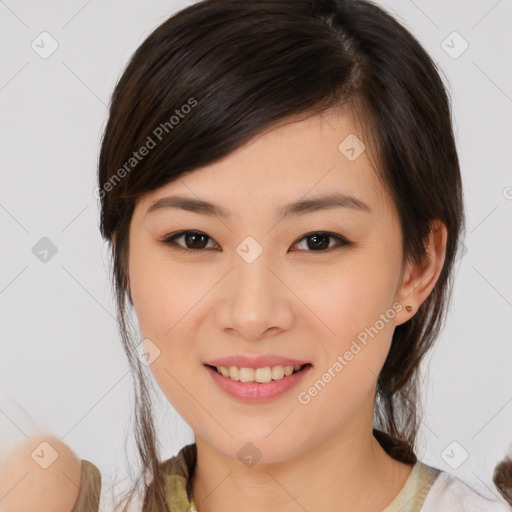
[304,233,330,250]
[292,232,351,252]
[182,232,209,249]
[161,231,218,252]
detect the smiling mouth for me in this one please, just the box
[204,363,311,383]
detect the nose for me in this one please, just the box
[214,255,295,341]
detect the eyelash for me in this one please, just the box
[159,230,352,254]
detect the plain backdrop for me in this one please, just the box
[1,0,511,510]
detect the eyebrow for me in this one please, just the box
[145,192,371,220]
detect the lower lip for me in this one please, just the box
[205,364,312,403]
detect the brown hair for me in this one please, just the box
[96,0,508,509]
[494,452,512,506]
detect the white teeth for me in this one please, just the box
[271,366,284,380]
[215,364,305,382]
[239,367,255,382]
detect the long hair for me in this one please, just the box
[95,0,508,509]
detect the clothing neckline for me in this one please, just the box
[161,437,441,512]
[382,459,441,511]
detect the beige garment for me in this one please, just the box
[71,459,102,512]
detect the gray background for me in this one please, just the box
[1,0,511,509]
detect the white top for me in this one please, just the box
[422,469,512,511]
[382,459,512,512]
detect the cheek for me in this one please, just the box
[130,247,202,339]
[296,254,400,348]
[129,263,199,418]
[291,258,400,427]
[128,247,208,404]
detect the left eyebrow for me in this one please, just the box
[145,192,371,220]
[279,192,371,218]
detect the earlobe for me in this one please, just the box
[395,219,448,325]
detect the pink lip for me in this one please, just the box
[205,364,312,403]
[203,355,310,369]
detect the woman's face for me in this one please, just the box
[128,109,412,463]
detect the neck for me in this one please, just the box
[190,422,413,512]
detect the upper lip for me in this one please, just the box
[203,355,311,369]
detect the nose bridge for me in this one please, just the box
[233,233,273,292]
[217,241,293,339]
[232,245,277,311]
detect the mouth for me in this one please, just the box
[204,362,313,403]
[204,363,312,383]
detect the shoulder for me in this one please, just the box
[70,459,102,512]
[143,443,197,511]
[420,464,512,512]
[0,434,86,512]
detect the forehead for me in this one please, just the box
[136,108,391,218]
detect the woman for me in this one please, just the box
[1,0,511,511]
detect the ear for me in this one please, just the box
[394,219,448,326]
